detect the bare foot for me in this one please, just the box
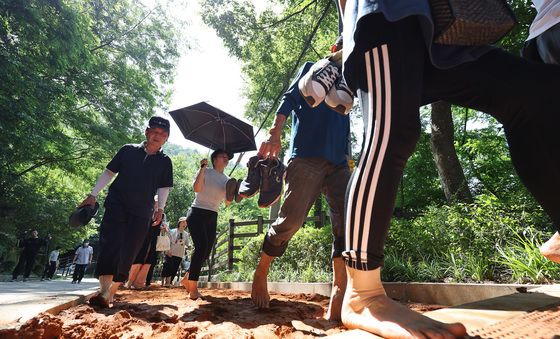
[187,280,202,300]
[180,273,190,292]
[341,267,466,338]
[540,232,560,263]
[325,257,347,321]
[251,252,274,308]
[108,282,122,304]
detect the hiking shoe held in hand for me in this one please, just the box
[239,155,262,198]
[298,58,341,108]
[325,76,354,115]
[258,158,286,208]
[225,178,238,203]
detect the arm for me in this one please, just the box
[152,187,172,225]
[88,249,93,264]
[258,113,287,159]
[73,252,78,263]
[192,159,208,193]
[78,169,116,207]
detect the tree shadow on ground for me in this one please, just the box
[178,294,339,331]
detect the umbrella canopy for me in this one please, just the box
[169,102,257,154]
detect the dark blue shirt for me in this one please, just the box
[276,62,351,166]
[105,143,173,217]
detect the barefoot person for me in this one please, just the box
[180,149,235,299]
[336,0,560,337]
[79,116,173,307]
[251,60,351,321]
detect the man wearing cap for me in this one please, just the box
[78,116,173,307]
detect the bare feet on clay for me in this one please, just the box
[341,266,467,339]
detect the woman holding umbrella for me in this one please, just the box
[180,148,235,299]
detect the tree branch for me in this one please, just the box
[90,7,155,52]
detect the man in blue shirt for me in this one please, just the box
[251,61,351,321]
[79,116,173,307]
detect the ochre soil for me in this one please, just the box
[1,287,445,338]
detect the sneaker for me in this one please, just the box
[238,155,262,198]
[298,58,341,108]
[325,76,354,115]
[225,178,238,203]
[258,159,286,208]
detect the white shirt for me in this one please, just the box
[528,0,560,40]
[49,250,59,262]
[75,245,93,265]
[191,168,229,212]
[168,228,188,258]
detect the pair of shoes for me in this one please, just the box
[238,155,286,208]
[258,158,286,208]
[238,155,263,199]
[298,58,354,115]
[225,178,241,203]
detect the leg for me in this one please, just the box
[127,264,142,287]
[48,261,57,279]
[322,164,351,320]
[12,254,25,280]
[424,49,560,261]
[78,264,87,282]
[341,14,466,338]
[23,254,36,279]
[72,264,79,283]
[252,158,324,308]
[133,264,150,288]
[185,208,215,299]
[93,207,127,305]
[189,212,218,299]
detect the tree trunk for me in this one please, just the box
[430,101,473,202]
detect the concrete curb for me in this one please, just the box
[201,281,551,306]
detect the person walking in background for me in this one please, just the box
[11,229,51,282]
[126,198,166,289]
[161,216,189,286]
[179,150,236,299]
[41,246,61,281]
[72,240,93,284]
[250,59,352,321]
[78,116,173,307]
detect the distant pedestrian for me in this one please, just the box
[161,216,189,286]
[72,240,93,284]
[41,246,61,281]
[12,229,51,281]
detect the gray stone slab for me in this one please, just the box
[0,278,98,328]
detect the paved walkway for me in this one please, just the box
[0,278,99,329]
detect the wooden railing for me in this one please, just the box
[226,212,328,271]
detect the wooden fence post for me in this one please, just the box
[257,215,263,234]
[228,219,235,270]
